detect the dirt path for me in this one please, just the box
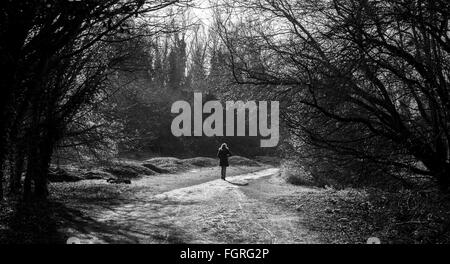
[60,167,321,244]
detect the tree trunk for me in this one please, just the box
[0,124,7,200]
[33,130,56,200]
[34,153,50,200]
[23,163,34,201]
[34,169,48,200]
[24,144,49,200]
[436,163,450,192]
[23,143,37,201]
[0,166,3,200]
[9,149,25,195]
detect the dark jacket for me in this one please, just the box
[217,148,232,167]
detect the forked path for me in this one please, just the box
[62,168,321,244]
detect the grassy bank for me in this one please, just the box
[280,161,450,244]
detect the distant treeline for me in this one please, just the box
[101,32,276,159]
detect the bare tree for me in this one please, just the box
[0,0,188,200]
[215,0,450,189]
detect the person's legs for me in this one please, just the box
[221,166,226,180]
[223,166,227,180]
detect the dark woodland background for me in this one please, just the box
[1,0,450,243]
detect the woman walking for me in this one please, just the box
[217,143,232,180]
